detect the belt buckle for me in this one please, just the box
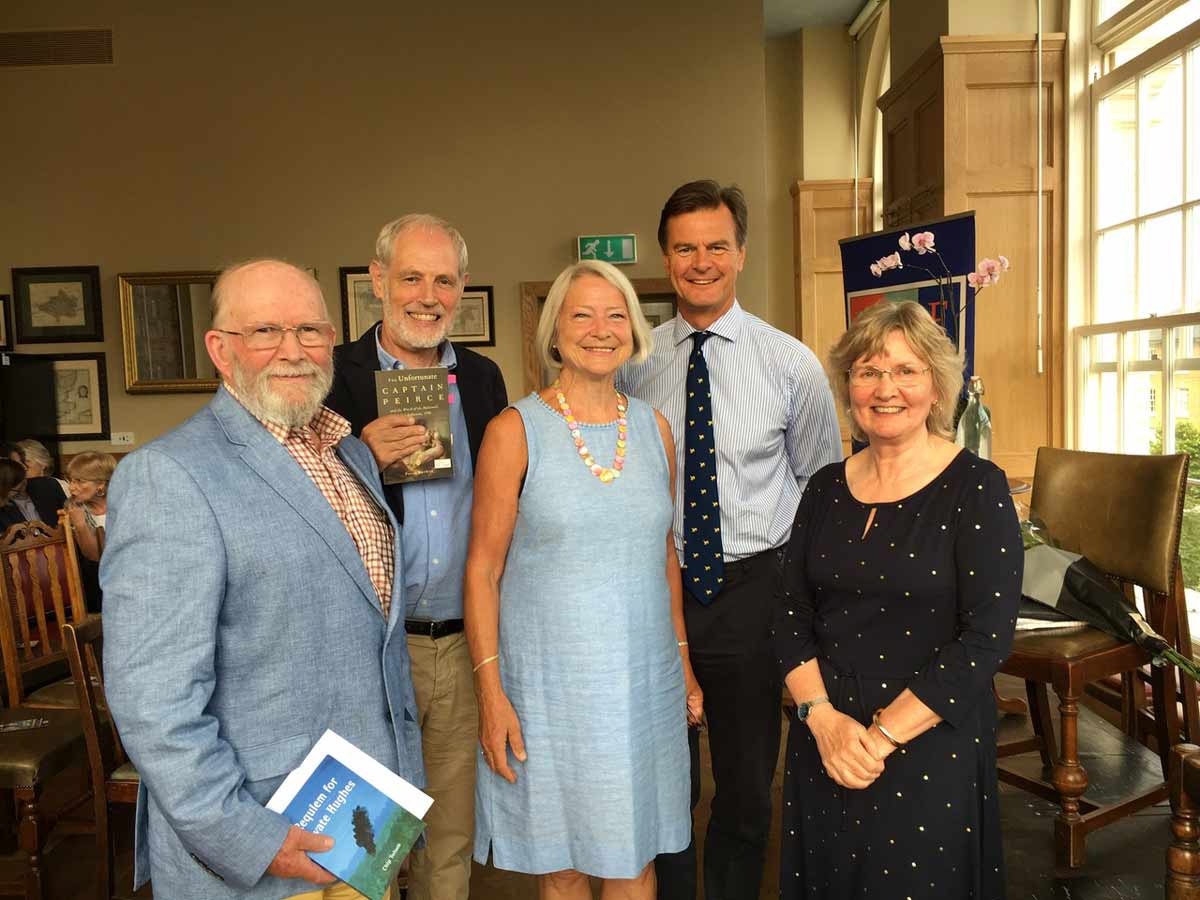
[430,620,445,639]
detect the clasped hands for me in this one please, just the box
[806,704,898,790]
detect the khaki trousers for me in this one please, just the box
[406,631,478,900]
[286,884,391,900]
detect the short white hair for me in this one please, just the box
[209,258,324,328]
[534,260,654,377]
[17,439,53,474]
[374,214,469,277]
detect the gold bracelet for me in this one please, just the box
[872,708,905,748]
[472,654,499,674]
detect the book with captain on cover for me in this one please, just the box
[267,729,433,900]
[375,367,452,484]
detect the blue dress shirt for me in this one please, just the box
[377,329,474,620]
[618,300,842,563]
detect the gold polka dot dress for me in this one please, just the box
[773,451,1021,899]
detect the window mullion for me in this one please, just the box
[1119,330,1128,452]
[1166,326,1177,452]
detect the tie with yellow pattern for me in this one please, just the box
[683,331,724,603]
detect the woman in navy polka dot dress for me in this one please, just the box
[774,301,1021,899]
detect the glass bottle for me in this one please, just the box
[955,375,992,460]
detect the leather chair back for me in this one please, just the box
[1031,447,1188,597]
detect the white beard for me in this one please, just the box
[228,357,333,429]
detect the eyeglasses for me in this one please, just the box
[848,365,931,388]
[215,322,336,351]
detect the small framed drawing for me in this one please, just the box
[449,286,495,347]
[640,300,676,328]
[339,266,380,344]
[50,352,110,441]
[0,295,12,351]
[12,266,104,343]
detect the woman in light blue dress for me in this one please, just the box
[464,260,701,899]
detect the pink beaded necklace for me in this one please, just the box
[553,382,628,483]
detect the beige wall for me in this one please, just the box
[0,0,768,452]
[764,34,802,333]
[891,0,950,83]
[892,0,1064,80]
[949,0,1064,34]
[800,28,856,181]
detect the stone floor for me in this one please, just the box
[11,676,1181,898]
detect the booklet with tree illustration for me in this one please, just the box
[266,730,433,900]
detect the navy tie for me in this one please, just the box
[683,331,724,604]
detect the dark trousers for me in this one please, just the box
[656,547,783,900]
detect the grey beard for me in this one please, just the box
[229,358,334,429]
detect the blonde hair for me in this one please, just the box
[827,300,964,442]
[534,260,654,377]
[66,451,118,484]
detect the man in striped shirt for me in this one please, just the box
[619,181,842,900]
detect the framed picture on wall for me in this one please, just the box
[0,295,12,352]
[49,352,110,441]
[339,266,380,344]
[639,300,676,328]
[12,266,104,343]
[448,286,495,347]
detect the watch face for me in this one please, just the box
[797,703,810,722]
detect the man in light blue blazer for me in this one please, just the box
[103,259,424,900]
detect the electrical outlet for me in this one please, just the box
[111,432,135,446]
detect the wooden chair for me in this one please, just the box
[0,517,89,709]
[64,617,139,900]
[997,447,1200,867]
[1168,743,1200,898]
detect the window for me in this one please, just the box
[1083,0,1200,592]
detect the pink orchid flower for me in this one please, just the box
[885,251,903,270]
[911,231,935,254]
[870,262,883,277]
[998,255,1010,271]
[967,272,982,288]
[898,232,912,251]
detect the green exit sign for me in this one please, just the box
[577,234,637,265]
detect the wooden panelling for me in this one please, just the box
[791,179,874,455]
[879,34,1066,478]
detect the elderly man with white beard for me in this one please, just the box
[103,259,423,900]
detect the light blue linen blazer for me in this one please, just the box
[102,387,424,899]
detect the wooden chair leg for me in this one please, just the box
[1052,687,1090,868]
[1177,576,1200,744]
[1025,681,1058,770]
[96,796,112,900]
[14,786,46,900]
[1154,660,1184,779]
[1169,744,1200,900]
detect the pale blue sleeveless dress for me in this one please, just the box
[473,393,690,878]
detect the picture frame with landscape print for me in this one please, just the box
[12,266,104,343]
[339,266,380,344]
[449,286,495,347]
[50,352,110,441]
[0,295,12,352]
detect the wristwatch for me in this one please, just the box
[795,696,830,722]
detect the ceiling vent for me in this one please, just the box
[0,29,113,68]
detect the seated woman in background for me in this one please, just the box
[18,439,69,493]
[64,451,116,612]
[0,450,67,531]
[774,300,1021,900]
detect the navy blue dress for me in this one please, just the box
[774,451,1021,900]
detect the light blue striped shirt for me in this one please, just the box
[376,331,474,621]
[618,300,842,562]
